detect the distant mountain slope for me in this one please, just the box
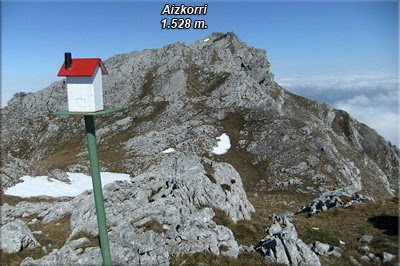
[1,32,398,196]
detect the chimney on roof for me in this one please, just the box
[64,52,72,69]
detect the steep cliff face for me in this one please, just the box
[1,32,398,196]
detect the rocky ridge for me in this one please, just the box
[1,32,398,196]
[1,32,399,265]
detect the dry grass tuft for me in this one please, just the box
[140,219,167,234]
[212,207,269,246]
[0,191,67,207]
[170,251,269,266]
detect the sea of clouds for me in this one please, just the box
[276,72,399,146]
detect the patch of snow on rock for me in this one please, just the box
[162,148,176,154]
[204,38,210,42]
[212,133,231,155]
[4,172,130,198]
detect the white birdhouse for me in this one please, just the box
[58,53,108,112]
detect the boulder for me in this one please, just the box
[4,201,73,224]
[48,169,70,183]
[357,235,373,244]
[0,219,40,253]
[296,189,373,215]
[311,241,342,257]
[357,245,369,253]
[378,251,396,262]
[255,214,321,266]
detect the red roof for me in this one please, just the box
[57,58,108,77]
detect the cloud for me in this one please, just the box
[277,72,397,93]
[276,72,399,146]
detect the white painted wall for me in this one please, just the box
[92,65,104,111]
[66,66,104,112]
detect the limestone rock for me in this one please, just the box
[296,189,373,215]
[311,241,342,257]
[0,153,34,188]
[378,251,396,262]
[2,201,73,224]
[255,214,320,266]
[357,245,369,253]
[0,219,40,253]
[349,256,362,266]
[19,154,250,264]
[48,169,70,183]
[67,155,247,258]
[22,231,169,266]
[358,235,373,244]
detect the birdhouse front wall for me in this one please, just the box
[66,66,104,112]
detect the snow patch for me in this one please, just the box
[212,133,231,155]
[204,38,210,42]
[4,172,130,198]
[162,148,176,154]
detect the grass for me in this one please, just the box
[140,219,167,234]
[173,196,398,265]
[294,196,399,265]
[37,126,85,172]
[221,184,231,192]
[0,190,67,207]
[331,110,352,141]
[212,207,270,246]
[215,111,268,194]
[202,160,217,184]
[132,101,169,124]
[170,251,270,266]
[140,66,158,99]
[185,63,230,98]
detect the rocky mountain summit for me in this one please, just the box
[1,32,398,265]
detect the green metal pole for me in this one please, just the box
[84,115,112,266]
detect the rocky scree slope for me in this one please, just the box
[1,32,398,197]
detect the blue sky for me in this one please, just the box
[1,1,398,144]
